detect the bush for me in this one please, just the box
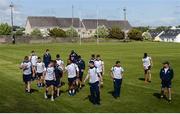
[0,23,12,35]
[66,26,78,37]
[30,28,42,37]
[142,31,152,40]
[108,26,125,40]
[15,28,25,36]
[48,28,66,37]
[95,26,109,38]
[128,29,143,41]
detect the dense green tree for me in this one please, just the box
[95,26,109,38]
[30,28,42,37]
[66,26,78,37]
[108,26,125,40]
[48,28,66,37]
[128,29,143,41]
[0,23,12,35]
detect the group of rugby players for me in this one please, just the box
[20,50,174,104]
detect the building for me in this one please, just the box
[25,16,132,38]
[150,29,180,43]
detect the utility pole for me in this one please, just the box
[79,10,82,45]
[71,5,74,38]
[123,7,128,41]
[10,2,15,44]
[96,8,99,45]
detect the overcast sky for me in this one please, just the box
[0,0,180,27]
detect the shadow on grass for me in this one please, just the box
[30,88,38,93]
[153,93,161,99]
[138,77,145,81]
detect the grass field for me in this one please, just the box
[0,42,180,113]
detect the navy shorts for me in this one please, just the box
[54,80,61,87]
[23,74,32,84]
[37,73,43,78]
[45,80,54,87]
[68,77,76,85]
[161,81,171,88]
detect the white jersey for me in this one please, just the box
[65,63,79,78]
[88,67,99,83]
[142,56,152,68]
[30,55,38,66]
[21,61,32,75]
[94,60,104,73]
[111,66,124,79]
[44,67,55,81]
[36,62,45,73]
[56,59,64,70]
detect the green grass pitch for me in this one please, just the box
[0,42,179,113]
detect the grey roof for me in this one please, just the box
[82,19,108,29]
[82,19,132,30]
[27,16,80,28]
[27,16,132,30]
[159,30,180,39]
[27,16,58,28]
[57,18,80,28]
[107,20,132,30]
[149,31,162,38]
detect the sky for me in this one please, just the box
[0,0,180,27]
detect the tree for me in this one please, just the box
[30,28,42,37]
[142,31,152,40]
[15,27,25,36]
[128,29,143,41]
[95,26,109,38]
[155,26,171,32]
[134,26,150,33]
[48,28,66,37]
[0,23,12,35]
[66,26,78,37]
[108,26,125,40]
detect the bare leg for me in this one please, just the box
[148,70,151,82]
[161,88,165,98]
[144,73,148,83]
[168,88,172,101]
[27,81,31,93]
[50,85,54,101]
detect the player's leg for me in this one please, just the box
[147,69,152,82]
[144,70,148,83]
[168,88,172,102]
[44,81,49,99]
[90,83,96,104]
[50,84,54,101]
[95,82,100,105]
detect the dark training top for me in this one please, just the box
[43,53,51,67]
[76,59,85,72]
[160,67,174,81]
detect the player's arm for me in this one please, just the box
[83,73,89,84]
[110,70,114,79]
[98,72,103,82]
[150,57,153,67]
[102,61,105,75]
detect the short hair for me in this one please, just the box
[56,54,60,58]
[89,61,94,65]
[163,61,170,65]
[24,56,29,60]
[38,57,41,59]
[46,49,49,52]
[116,61,120,64]
[91,54,95,58]
[31,50,35,53]
[144,53,148,58]
[96,54,100,58]
[78,55,81,59]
